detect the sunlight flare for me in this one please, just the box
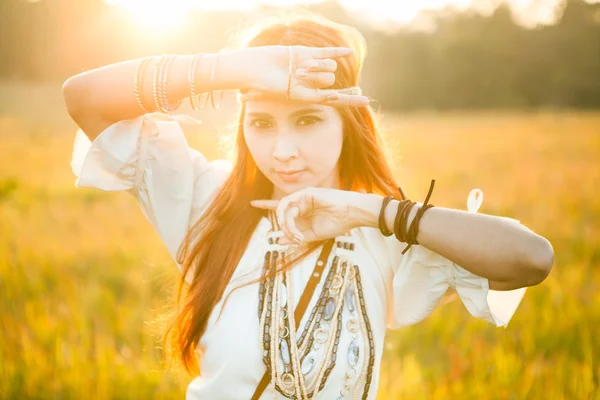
[104,0,596,30]
[106,0,190,31]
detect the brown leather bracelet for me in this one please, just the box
[394,200,412,242]
[378,195,395,237]
[401,179,437,254]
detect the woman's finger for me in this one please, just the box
[279,227,319,245]
[313,46,354,59]
[294,88,370,107]
[296,71,335,88]
[284,206,303,243]
[276,197,293,237]
[250,199,279,209]
[323,92,371,107]
[241,88,370,108]
[304,58,337,72]
[279,237,292,245]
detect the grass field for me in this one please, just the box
[0,82,598,399]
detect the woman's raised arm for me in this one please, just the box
[62,46,369,141]
[62,52,245,141]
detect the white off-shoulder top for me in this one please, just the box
[70,112,527,400]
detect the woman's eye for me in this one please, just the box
[297,116,322,126]
[250,119,273,129]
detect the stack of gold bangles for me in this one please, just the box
[132,52,224,114]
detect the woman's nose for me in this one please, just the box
[272,135,299,162]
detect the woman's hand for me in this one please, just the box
[239,45,369,107]
[250,188,366,245]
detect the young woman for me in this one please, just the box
[63,12,553,400]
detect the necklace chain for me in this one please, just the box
[257,211,376,399]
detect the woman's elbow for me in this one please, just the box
[62,75,89,119]
[523,235,554,285]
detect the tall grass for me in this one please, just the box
[1,83,598,399]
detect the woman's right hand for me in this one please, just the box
[235,45,370,107]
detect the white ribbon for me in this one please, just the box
[467,188,484,213]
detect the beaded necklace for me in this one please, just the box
[258,211,376,399]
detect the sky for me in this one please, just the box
[104,0,599,31]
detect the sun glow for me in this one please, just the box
[106,0,190,31]
[104,0,595,32]
[105,0,463,31]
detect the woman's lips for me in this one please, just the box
[276,169,306,182]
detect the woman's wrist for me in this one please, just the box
[349,193,421,235]
[192,50,250,92]
[160,51,248,106]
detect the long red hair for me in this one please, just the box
[163,12,404,375]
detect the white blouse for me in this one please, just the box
[71,113,527,400]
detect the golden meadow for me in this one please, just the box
[0,82,598,399]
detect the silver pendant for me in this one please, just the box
[348,339,359,367]
[280,283,287,307]
[301,351,317,375]
[344,287,356,313]
[323,297,336,321]
[280,339,291,365]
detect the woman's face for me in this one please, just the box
[243,98,344,200]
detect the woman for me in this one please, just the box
[63,12,553,400]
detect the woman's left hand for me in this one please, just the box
[250,188,363,245]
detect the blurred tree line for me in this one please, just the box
[0,0,598,110]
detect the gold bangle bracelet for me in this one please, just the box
[158,55,171,112]
[158,55,170,112]
[153,55,168,113]
[209,52,224,109]
[189,53,209,110]
[159,55,181,112]
[133,56,152,114]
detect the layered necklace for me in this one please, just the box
[257,211,376,399]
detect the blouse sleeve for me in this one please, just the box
[70,112,232,281]
[384,189,527,330]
